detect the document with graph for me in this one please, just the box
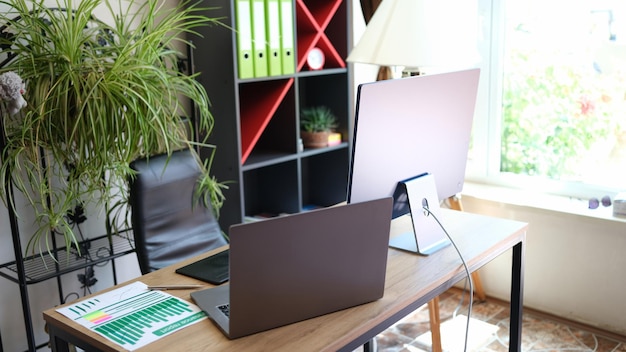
[56,281,207,351]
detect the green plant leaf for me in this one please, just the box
[0,0,227,257]
[300,106,337,132]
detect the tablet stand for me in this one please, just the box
[388,173,450,255]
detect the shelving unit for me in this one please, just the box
[195,0,352,229]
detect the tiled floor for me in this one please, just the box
[374,288,626,352]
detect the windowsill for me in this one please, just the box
[461,182,626,224]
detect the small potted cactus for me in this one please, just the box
[300,106,338,148]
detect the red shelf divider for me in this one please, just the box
[239,78,295,164]
[296,0,345,71]
[314,34,346,69]
[303,0,342,31]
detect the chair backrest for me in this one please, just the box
[129,149,227,274]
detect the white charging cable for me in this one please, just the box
[423,206,474,352]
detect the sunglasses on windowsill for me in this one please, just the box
[588,196,611,209]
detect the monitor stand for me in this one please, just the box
[388,173,450,255]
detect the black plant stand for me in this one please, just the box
[0,115,37,351]
[0,127,136,351]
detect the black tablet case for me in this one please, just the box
[176,249,230,285]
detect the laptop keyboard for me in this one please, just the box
[217,304,230,317]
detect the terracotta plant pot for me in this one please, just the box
[301,131,330,148]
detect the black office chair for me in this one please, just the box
[128,149,228,274]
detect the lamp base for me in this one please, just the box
[377,66,393,81]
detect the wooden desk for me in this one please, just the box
[44,209,527,352]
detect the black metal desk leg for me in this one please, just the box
[363,339,376,352]
[509,241,525,352]
[46,325,71,352]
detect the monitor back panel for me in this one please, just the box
[348,68,480,206]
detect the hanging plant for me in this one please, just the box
[0,0,227,256]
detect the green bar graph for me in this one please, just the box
[92,297,200,347]
[58,282,208,350]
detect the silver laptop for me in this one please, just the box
[190,197,393,339]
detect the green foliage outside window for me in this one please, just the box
[500,45,626,181]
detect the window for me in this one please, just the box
[469,0,626,196]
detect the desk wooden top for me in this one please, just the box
[43,209,528,352]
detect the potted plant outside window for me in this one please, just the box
[300,106,338,149]
[0,0,227,256]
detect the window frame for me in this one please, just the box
[467,0,624,200]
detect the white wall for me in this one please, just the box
[461,193,626,336]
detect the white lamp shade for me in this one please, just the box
[347,0,480,68]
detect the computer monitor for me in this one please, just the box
[347,68,480,254]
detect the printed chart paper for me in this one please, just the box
[56,281,207,351]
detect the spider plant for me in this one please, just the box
[0,0,227,257]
